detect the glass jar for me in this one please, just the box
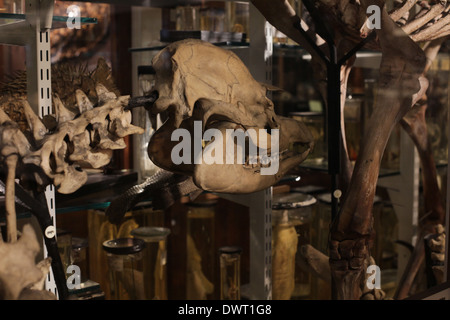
[87,202,164,299]
[88,208,117,299]
[132,201,165,228]
[102,238,146,300]
[57,228,72,278]
[219,246,242,300]
[135,66,159,180]
[186,199,217,300]
[225,1,249,35]
[271,192,316,300]
[71,237,89,283]
[131,227,171,300]
[1,0,24,14]
[289,112,326,166]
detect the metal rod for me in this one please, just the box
[338,32,377,66]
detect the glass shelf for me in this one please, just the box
[129,40,249,52]
[0,13,97,29]
[298,159,448,179]
[55,170,138,214]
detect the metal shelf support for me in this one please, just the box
[0,0,61,298]
[218,188,273,300]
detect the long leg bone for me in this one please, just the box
[329,1,428,300]
[394,38,447,299]
[0,109,32,243]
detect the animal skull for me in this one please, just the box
[146,39,314,193]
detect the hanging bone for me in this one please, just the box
[251,0,450,299]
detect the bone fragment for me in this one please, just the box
[5,154,18,243]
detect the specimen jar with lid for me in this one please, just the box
[186,198,217,300]
[131,226,171,300]
[219,246,242,300]
[271,192,317,300]
[102,238,146,300]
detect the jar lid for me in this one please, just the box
[289,111,323,117]
[131,227,171,241]
[272,192,317,209]
[102,238,146,255]
[72,237,88,249]
[219,246,243,255]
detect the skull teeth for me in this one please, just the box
[244,152,278,169]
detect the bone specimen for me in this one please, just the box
[251,0,448,299]
[0,224,55,300]
[107,39,314,222]
[0,59,143,299]
[148,39,313,193]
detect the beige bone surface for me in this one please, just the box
[0,225,55,300]
[147,39,313,194]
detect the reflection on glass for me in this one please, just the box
[290,112,326,166]
[57,229,72,278]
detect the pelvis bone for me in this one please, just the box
[146,39,314,193]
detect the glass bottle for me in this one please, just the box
[290,111,326,166]
[102,238,146,300]
[272,192,316,300]
[71,237,89,283]
[219,246,242,300]
[131,227,171,300]
[186,198,217,300]
[56,228,72,278]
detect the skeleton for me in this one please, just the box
[251,0,448,299]
[107,39,315,222]
[0,59,144,299]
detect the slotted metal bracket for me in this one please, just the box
[218,188,273,300]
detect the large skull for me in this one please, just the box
[147,39,314,193]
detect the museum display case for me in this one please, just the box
[0,0,449,303]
